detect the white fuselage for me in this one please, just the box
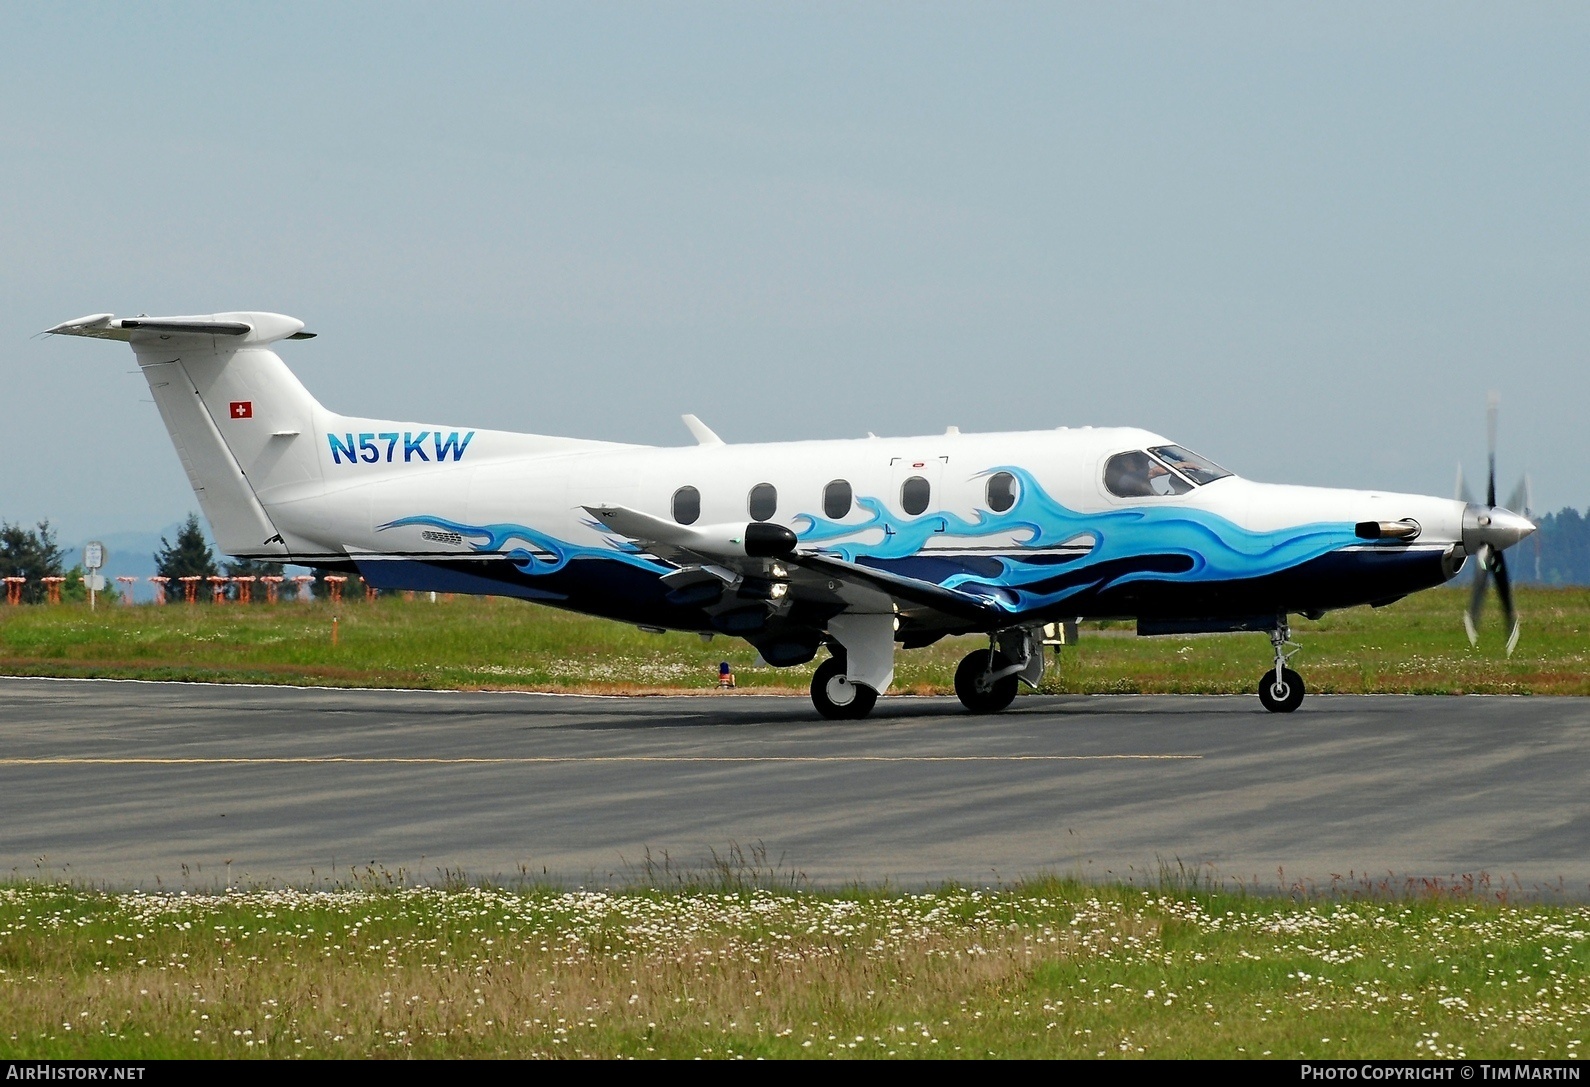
[54,310,1527,707]
[269,420,1467,574]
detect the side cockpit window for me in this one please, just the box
[1104,450,1193,498]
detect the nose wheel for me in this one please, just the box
[1258,666,1305,713]
[1258,623,1306,713]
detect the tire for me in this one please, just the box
[811,656,878,720]
[954,649,1019,714]
[1258,667,1306,713]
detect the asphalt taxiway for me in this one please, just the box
[2,676,1587,892]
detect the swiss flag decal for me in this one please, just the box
[229,401,253,419]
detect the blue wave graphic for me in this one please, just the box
[792,466,1367,613]
[380,466,1368,616]
[379,514,670,577]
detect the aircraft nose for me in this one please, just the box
[1462,505,1537,552]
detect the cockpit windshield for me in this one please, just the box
[1147,445,1231,486]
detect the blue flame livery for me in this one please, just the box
[47,311,1536,717]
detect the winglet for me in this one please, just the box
[681,414,725,447]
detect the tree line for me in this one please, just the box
[1529,508,1590,586]
[0,514,283,603]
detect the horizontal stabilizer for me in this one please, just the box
[44,312,313,346]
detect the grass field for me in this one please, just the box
[2,876,1587,1060]
[0,585,1586,695]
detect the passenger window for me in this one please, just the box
[748,482,777,522]
[900,476,931,516]
[823,479,852,520]
[986,471,1017,513]
[672,485,701,525]
[1104,451,1192,498]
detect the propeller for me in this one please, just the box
[1456,393,1536,655]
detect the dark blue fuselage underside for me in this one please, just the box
[351,545,1453,635]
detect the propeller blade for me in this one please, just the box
[1459,395,1524,652]
[1455,464,1474,506]
[1505,478,1530,518]
[1486,392,1499,507]
[1464,543,1491,647]
[1493,550,1520,656]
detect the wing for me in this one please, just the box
[583,504,1003,632]
[779,550,1002,626]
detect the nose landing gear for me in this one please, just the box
[1258,623,1306,713]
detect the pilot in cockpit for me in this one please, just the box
[1104,450,1192,498]
[1145,458,1189,496]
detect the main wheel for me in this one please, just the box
[955,649,1019,714]
[811,656,878,720]
[1257,667,1305,713]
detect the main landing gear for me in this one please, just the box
[954,649,1019,713]
[811,626,1046,720]
[1259,622,1306,713]
[811,614,895,720]
[811,655,878,720]
[954,628,1045,714]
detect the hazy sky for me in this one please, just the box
[4,2,1586,543]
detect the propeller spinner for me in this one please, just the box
[1456,394,1536,655]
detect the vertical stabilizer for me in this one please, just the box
[46,312,326,557]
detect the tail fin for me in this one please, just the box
[46,312,326,557]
